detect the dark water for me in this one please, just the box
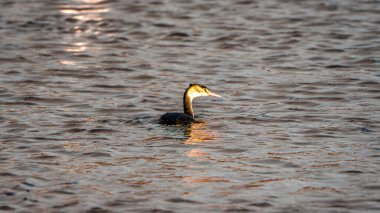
[1,0,380,212]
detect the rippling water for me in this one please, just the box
[1,0,380,212]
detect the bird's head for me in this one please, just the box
[187,84,221,99]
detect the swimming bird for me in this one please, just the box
[159,84,221,125]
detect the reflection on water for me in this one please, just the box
[185,149,209,158]
[184,124,214,162]
[59,1,109,26]
[64,42,88,53]
[183,123,230,186]
[59,60,77,65]
[58,0,109,67]
[184,123,218,145]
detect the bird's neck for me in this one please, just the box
[183,90,194,118]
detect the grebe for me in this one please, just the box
[159,84,221,125]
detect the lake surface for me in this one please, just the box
[1,0,380,212]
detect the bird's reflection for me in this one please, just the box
[182,123,229,184]
[184,123,218,145]
[183,123,218,161]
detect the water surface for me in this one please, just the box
[1,0,380,212]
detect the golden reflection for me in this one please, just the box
[181,124,227,186]
[184,123,218,145]
[183,123,218,162]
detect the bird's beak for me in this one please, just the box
[208,92,221,97]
